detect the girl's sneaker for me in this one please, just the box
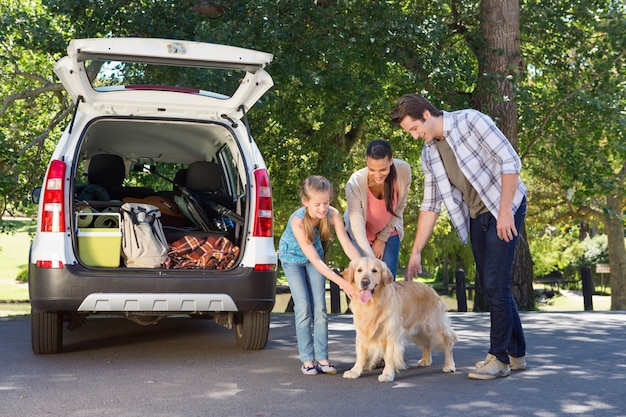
[301,364,318,375]
[316,362,337,374]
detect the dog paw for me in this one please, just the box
[378,373,394,382]
[443,364,456,373]
[343,370,361,379]
[417,358,432,367]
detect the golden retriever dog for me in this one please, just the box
[342,257,457,382]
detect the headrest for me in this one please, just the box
[173,168,188,190]
[87,154,125,187]
[186,162,223,192]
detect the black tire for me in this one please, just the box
[234,311,270,350]
[31,309,63,355]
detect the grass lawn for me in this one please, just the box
[0,283,29,302]
[0,219,35,302]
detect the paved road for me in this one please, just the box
[1,312,625,417]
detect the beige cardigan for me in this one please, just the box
[344,159,412,258]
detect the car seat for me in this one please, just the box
[185,161,234,209]
[171,161,239,235]
[81,154,154,201]
[155,168,188,200]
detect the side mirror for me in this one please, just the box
[31,187,42,204]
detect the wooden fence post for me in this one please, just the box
[581,266,594,311]
[455,268,468,312]
[329,280,341,314]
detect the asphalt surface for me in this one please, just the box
[1,311,625,417]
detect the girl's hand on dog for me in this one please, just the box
[339,276,358,300]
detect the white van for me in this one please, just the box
[29,38,277,354]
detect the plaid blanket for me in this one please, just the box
[162,235,240,270]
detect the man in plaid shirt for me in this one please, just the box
[391,93,528,380]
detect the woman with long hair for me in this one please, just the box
[345,139,412,279]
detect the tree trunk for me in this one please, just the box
[605,193,626,310]
[470,0,534,311]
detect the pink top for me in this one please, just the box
[365,186,398,243]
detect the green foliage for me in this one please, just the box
[0,0,70,215]
[579,234,610,267]
[404,209,475,279]
[530,225,585,276]
[529,223,609,279]
[0,223,16,236]
[45,0,204,41]
[16,266,28,283]
[194,0,485,269]
[518,0,626,303]
[1,0,624,288]
[519,0,626,223]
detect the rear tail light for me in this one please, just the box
[36,260,64,268]
[40,159,67,233]
[254,264,277,271]
[252,169,273,237]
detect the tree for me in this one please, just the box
[464,0,535,310]
[0,0,70,215]
[518,0,626,309]
[3,0,623,310]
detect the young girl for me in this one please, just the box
[278,176,360,375]
[344,139,412,278]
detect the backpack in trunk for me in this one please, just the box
[120,202,169,268]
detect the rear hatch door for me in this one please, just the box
[54,38,274,119]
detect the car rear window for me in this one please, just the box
[85,59,247,99]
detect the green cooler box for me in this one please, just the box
[76,212,122,267]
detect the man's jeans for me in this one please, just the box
[281,261,328,363]
[470,198,527,363]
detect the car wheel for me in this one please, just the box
[31,309,63,354]
[234,311,270,350]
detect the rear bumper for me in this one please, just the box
[29,264,276,313]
